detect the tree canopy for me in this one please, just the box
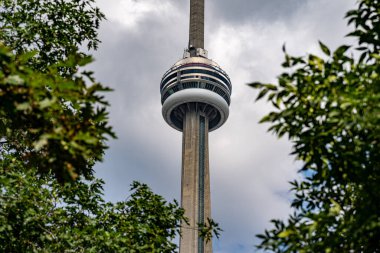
[0,165,184,252]
[0,0,110,181]
[0,45,187,251]
[250,0,380,252]
[0,0,105,72]
[0,45,114,182]
[0,0,187,251]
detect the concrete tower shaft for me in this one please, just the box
[160,0,231,252]
[180,108,212,253]
[189,0,204,49]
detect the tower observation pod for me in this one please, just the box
[160,0,231,252]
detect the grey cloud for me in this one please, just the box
[91,17,187,200]
[208,0,306,24]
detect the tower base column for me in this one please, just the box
[180,106,212,253]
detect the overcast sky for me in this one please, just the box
[91,0,356,252]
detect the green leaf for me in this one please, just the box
[5,75,24,85]
[77,55,93,66]
[278,229,293,238]
[256,234,267,239]
[265,84,278,91]
[15,102,31,111]
[329,199,342,216]
[248,82,264,88]
[256,89,269,101]
[319,41,331,56]
[340,102,351,110]
[334,45,351,56]
[33,134,51,151]
[39,97,57,109]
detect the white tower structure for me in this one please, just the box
[160,0,231,252]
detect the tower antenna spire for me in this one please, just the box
[189,0,205,55]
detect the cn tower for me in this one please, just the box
[160,0,232,252]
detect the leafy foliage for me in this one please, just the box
[198,218,222,243]
[0,46,114,181]
[0,0,105,72]
[0,163,184,252]
[250,0,380,252]
[0,0,111,181]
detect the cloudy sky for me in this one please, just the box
[91,0,356,252]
